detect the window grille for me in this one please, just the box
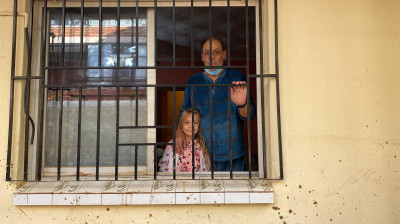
[6,0,283,182]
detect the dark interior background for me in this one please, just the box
[155,7,258,170]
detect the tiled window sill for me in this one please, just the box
[13,179,273,205]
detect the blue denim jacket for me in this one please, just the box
[179,69,255,162]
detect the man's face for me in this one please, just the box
[201,38,227,69]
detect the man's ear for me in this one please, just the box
[222,50,227,60]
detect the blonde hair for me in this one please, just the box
[178,109,210,169]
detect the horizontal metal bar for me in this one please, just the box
[119,125,173,129]
[43,83,241,88]
[118,142,173,147]
[248,74,278,78]
[12,76,42,80]
[43,65,248,70]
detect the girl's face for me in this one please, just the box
[181,113,200,140]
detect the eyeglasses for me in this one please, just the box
[202,50,223,57]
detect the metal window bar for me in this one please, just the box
[258,0,267,179]
[209,86,214,179]
[245,0,252,179]
[61,0,65,67]
[115,86,120,180]
[99,0,103,67]
[77,87,83,181]
[6,0,283,182]
[37,0,48,181]
[191,87,194,178]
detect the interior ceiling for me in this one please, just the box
[156,7,256,62]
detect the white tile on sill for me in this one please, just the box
[151,180,176,193]
[150,193,175,204]
[223,180,249,192]
[199,179,224,192]
[102,180,129,193]
[200,192,224,204]
[176,193,200,204]
[14,182,37,193]
[249,192,274,204]
[28,181,61,193]
[28,194,53,205]
[247,179,273,192]
[53,181,84,193]
[102,193,127,205]
[225,192,250,204]
[53,194,77,205]
[13,194,28,205]
[77,181,108,193]
[76,193,102,205]
[126,180,153,193]
[127,193,151,205]
[175,180,200,193]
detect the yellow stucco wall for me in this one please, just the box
[1,0,399,223]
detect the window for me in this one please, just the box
[7,0,282,183]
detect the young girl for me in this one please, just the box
[158,109,210,172]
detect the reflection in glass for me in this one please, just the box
[44,7,148,172]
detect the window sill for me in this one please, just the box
[13,179,273,205]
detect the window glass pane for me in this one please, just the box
[44,8,148,171]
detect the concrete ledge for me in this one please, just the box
[13,179,273,205]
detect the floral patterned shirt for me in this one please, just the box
[158,140,209,172]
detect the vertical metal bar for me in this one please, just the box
[153,86,158,179]
[115,87,120,180]
[134,145,138,180]
[245,0,252,179]
[57,88,64,181]
[99,0,103,67]
[226,0,231,66]
[228,86,232,179]
[190,0,194,67]
[80,0,84,67]
[6,0,18,181]
[37,0,49,181]
[115,1,121,181]
[131,5,134,58]
[76,87,82,181]
[274,0,284,179]
[172,86,176,179]
[135,87,139,126]
[172,0,176,67]
[135,0,139,67]
[154,0,157,67]
[96,87,101,180]
[209,86,214,179]
[134,87,138,180]
[117,0,121,67]
[23,0,35,181]
[61,0,66,67]
[191,86,195,179]
[208,0,213,65]
[259,0,267,179]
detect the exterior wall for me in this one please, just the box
[0,0,399,223]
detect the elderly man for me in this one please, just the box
[175,37,255,171]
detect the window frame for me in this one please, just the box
[6,0,283,183]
